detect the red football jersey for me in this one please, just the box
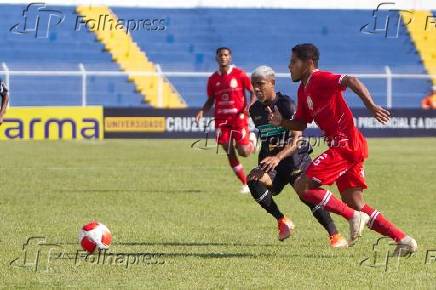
[207,65,252,121]
[294,69,368,161]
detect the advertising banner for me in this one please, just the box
[104,107,436,139]
[1,106,103,140]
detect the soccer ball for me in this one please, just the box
[79,221,112,253]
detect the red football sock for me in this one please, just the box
[302,189,354,220]
[361,204,406,242]
[227,155,247,185]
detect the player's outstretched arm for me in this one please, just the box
[266,106,307,131]
[342,76,390,124]
[196,95,214,123]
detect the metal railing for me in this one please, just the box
[1,63,434,108]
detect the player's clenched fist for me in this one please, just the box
[266,105,283,127]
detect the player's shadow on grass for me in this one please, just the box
[58,189,203,194]
[116,241,282,247]
[58,251,276,259]
[58,241,280,247]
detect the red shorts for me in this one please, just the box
[305,147,367,193]
[215,114,250,146]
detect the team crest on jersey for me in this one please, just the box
[216,82,221,86]
[307,95,314,111]
[230,78,238,89]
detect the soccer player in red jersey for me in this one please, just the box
[268,43,417,255]
[196,47,256,193]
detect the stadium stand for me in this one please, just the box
[0,5,432,107]
[402,10,436,86]
[0,5,144,106]
[77,5,186,108]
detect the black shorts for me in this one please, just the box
[255,153,312,195]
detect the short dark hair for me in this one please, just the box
[292,43,319,67]
[216,47,232,55]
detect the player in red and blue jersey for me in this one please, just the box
[268,43,417,256]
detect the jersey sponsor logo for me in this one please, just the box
[221,93,229,101]
[217,100,235,106]
[217,108,238,114]
[230,78,238,89]
[307,95,314,111]
[257,124,286,137]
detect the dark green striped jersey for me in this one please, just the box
[249,92,312,164]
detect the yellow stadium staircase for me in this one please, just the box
[401,10,436,87]
[76,5,186,108]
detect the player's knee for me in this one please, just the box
[294,175,309,196]
[237,146,251,157]
[340,188,364,210]
[294,174,320,197]
[238,149,249,157]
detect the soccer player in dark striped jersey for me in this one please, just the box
[248,65,347,247]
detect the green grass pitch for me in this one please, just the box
[1,138,435,289]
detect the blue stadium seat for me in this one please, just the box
[0,4,145,106]
[0,5,430,107]
[113,8,430,107]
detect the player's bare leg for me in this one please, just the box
[341,187,417,256]
[247,168,294,241]
[222,143,249,193]
[293,174,370,245]
[235,129,257,157]
[236,143,254,157]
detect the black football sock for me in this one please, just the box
[248,179,284,220]
[300,197,338,236]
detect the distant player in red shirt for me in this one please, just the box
[196,47,256,193]
[268,43,417,255]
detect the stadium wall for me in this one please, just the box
[103,108,436,139]
[0,107,434,140]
